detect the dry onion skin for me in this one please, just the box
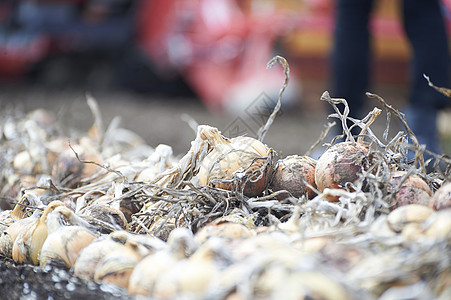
[270,155,317,200]
[314,141,370,199]
[388,171,432,209]
[198,134,270,197]
[429,182,451,211]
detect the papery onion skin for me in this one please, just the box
[270,155,317,200]
[314,142,370,198]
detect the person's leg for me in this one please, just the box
[331,0,375,119]
[402,0,451,157]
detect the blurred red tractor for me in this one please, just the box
[0,0,302,111]
[135,0,303,112]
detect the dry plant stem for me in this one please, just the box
[182,181,217,205]
[153,208,177,236]
[257,55,290,142]
[386,132,405,152]
[423,74,451,98]
[366,92,426,171]
[248,190,292,202]
[304,122,336,156]
[415,148,451,177]
[331,107,385,148]
[68,140,127,183]
[356,108,381,144]
[384,111,391,141]
[180,114,199,134]
[320,91,354,143]
[131,215,153,236]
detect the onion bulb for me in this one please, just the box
[270,155,317,199]
[198,134,270,197]
[315,142,370,197]
[429,182,451,211]
[388,171,432,209]
[387,204,433,233]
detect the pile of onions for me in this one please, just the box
[270,155,317,200]
[198,133,270,197]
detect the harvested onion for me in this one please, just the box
[315,142,370,197]
[388,171,432,209]
[429,182,451,211]
[386,204,433,233]
[270,155,317,199]
[198,133,270,197]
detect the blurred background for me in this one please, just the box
[1,0,451,156]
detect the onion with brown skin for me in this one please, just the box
[429,182,451,211]
[270,155,317,200]
[388,171,432,209]
[198,135,271,197]
[314,142,371,200]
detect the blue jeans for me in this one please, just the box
[331,0,450,154]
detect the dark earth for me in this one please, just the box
[0,253,130,299]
